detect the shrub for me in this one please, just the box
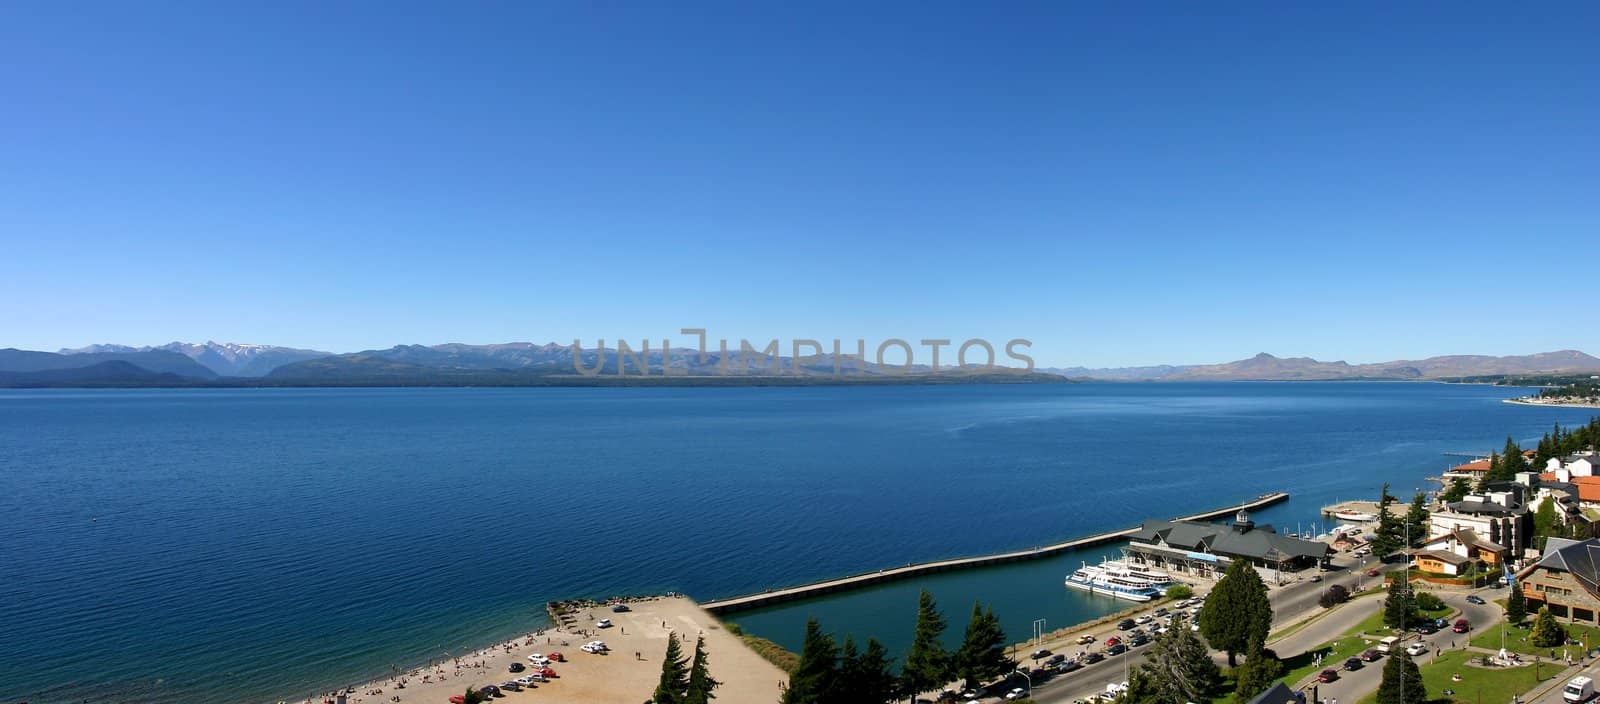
[1319,584,1351,609]
[1415,591,1445,612]
[1166,584,1195,600]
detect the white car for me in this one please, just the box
[597,618,614,628]
[1405,642,1428,657]
[527,653,549,664]
[515,676,540,687]
[1006,687,1029,700]
[1135,615,1153,624]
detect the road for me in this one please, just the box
[1015,556,1496,704]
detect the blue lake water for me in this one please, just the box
[0,383,1593,702]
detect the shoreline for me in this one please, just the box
[1503,398,1600,409]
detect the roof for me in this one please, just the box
[1129,519,1331,562]
[1445,498,1524,515]
[1424,527,1508,554]
[1570,477,1600,503]
[1451,459,1493,473]
[1534,538,1600,596]
[1416,550,1473,566]
[1246,682,1301,704]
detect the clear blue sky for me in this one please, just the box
[2,2,1596,367]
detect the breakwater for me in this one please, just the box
[701,491,1290,614]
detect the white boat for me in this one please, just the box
[1100,560,1177,588]
[1065,563,1162,602]
[1333,509,1378,522]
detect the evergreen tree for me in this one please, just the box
[1383,584,1417,630]
[836,637,863,702]
[462,687,490,704]
[1371,484,1403,557]
[1375,649,1425,704]
[1506,585,1528,625]
[684,635,720,704]
[1534,497,1560,552]
[1231,638,1284,704]
[901,589,953,700]
[1530,607,1566,648]
[1143,613,1222,704]
[1115,668,1159,704]
[1404,492,1429,548]
[783,619,839,704]
[954,601,1009,689]
[1440,476,1471,503]
[655,632,690,704]
[856,639,899,704]
[1198,558,1271,666]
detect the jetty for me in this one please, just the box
[701,491,1289,614]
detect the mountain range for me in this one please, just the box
[2,342,1597,386]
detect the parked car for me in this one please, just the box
[1154,607,1169,617]
[1117,619,1136,631]
[1005,688,1030,701]
[597,618,614,628]
[1077,634,1096,645]
[478,685,500,697]
[1030,649,1053,660]
[1318,669,1339,683]
[499,681,522,692]
[1467,595,1486,605]
[1106,644,1127,655]
[548,651,565,662]
[1057,660,1082,673]
[1104,637,1121,647]
[1129,634,1151,647]
[534,666,557,678]
[1135,615,1153,624]
[514,676,540,687]
[1083,652,1106,664]
[527,653,549,664]
[1454,619,1471,633]
[509,662,526,673]
[1361,649,1382,662]
[1047,654,1067,666]
[1366,568,1381,577]
[1344,657,1363,671]
[1417,622,1438,635]
[612,603,632,612]
[1406,642,1428,657]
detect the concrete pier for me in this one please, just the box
[701,491,1290,614]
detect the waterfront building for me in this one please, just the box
[1444,458,1493,480]
[1429,489,1531,558]
[1122,510,1329,583]
[1517,537,1600,625]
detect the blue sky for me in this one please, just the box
[1,2,1596,367]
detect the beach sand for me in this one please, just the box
[310,596,787,704]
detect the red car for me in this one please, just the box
[1453,619,1470,633]
[536,666,557,678]
[1318,669,1339,683]
[449,697,466,704]
[548,651,565,662]
[1104,637,1121,647]
[1366,569,1381,577]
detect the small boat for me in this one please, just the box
[1065,563,1162,602]
[1333,509,1378,522]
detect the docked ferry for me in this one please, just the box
[1064,563,1164,602]
[1101,559,1177,588]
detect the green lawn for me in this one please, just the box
[1354,650,1557,704]
[1469,621,1600,658]
[1279,600,1458,688]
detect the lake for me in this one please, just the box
[0,382,1591,702]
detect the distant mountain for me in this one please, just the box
[60,341,332,377]
[0,360,193,387]
[1042,350,1600,381]
[0,348,218,378]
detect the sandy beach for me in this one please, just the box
[295,596,788,704]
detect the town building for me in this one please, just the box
[1122,510,1330,584]
[1516,537,1600,625]
[1428,489,1531,558]
[1412,527,1508,576]
[1444,458,1493,480]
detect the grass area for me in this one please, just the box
[1469,621,1600,658]
[1353,650,1557,704]
[722,622,800,673]
[1278,600,1456,687]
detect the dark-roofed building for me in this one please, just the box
[1246,682,1304,704]
[1518,537,1600,624]
[1430,489,1532,558]
[1123,510,1330,583]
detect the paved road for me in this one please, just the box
[1017,558,1496,704]
[1297,591,1500,704]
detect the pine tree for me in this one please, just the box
[1231,637,1284,704]
[1143,613,1221,704]
[1440,476,1471,503]
[1534,497,1560,552]
[1375,649,1425,704]
[1383,584,1417,630]
[1116,669,1159,704]
[684,635,720,704]
[955,602,1008,689]
[1507,585,1528,625]
[1531,607,1567,648]
[856,638,899,704]
[901,589,952,699]
[654,632,690,704]
[1404,492,1429,548]
[836,636,863,703]
[1198,558,1271,666]
[1371,484,1403,557]
[783,619,839,704]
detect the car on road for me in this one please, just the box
[499,681,522,692]
[1361,649,1382,662]
[1083,652,1106,664]
[1118,619,1136,631]
[1005,687,1029,700]
[1135,615,1153,624]
[1030,649,1052,660]
[1106,644,1127,655]
[1057,660,1082,674]
[1366,568,1381,577]
[1453,618,1471,633]
[1077,634,1096,645]
[1405,642,1429,657]
[1047,654,1067,666]
[612,603,631,612]
[1416,622,1438,635]
[1344,657,1363,671]
[1318,669,1339,683]
[1467,595,1486,605]
[1129,634,1151,647]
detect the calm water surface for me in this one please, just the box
[0,383,1592,702]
